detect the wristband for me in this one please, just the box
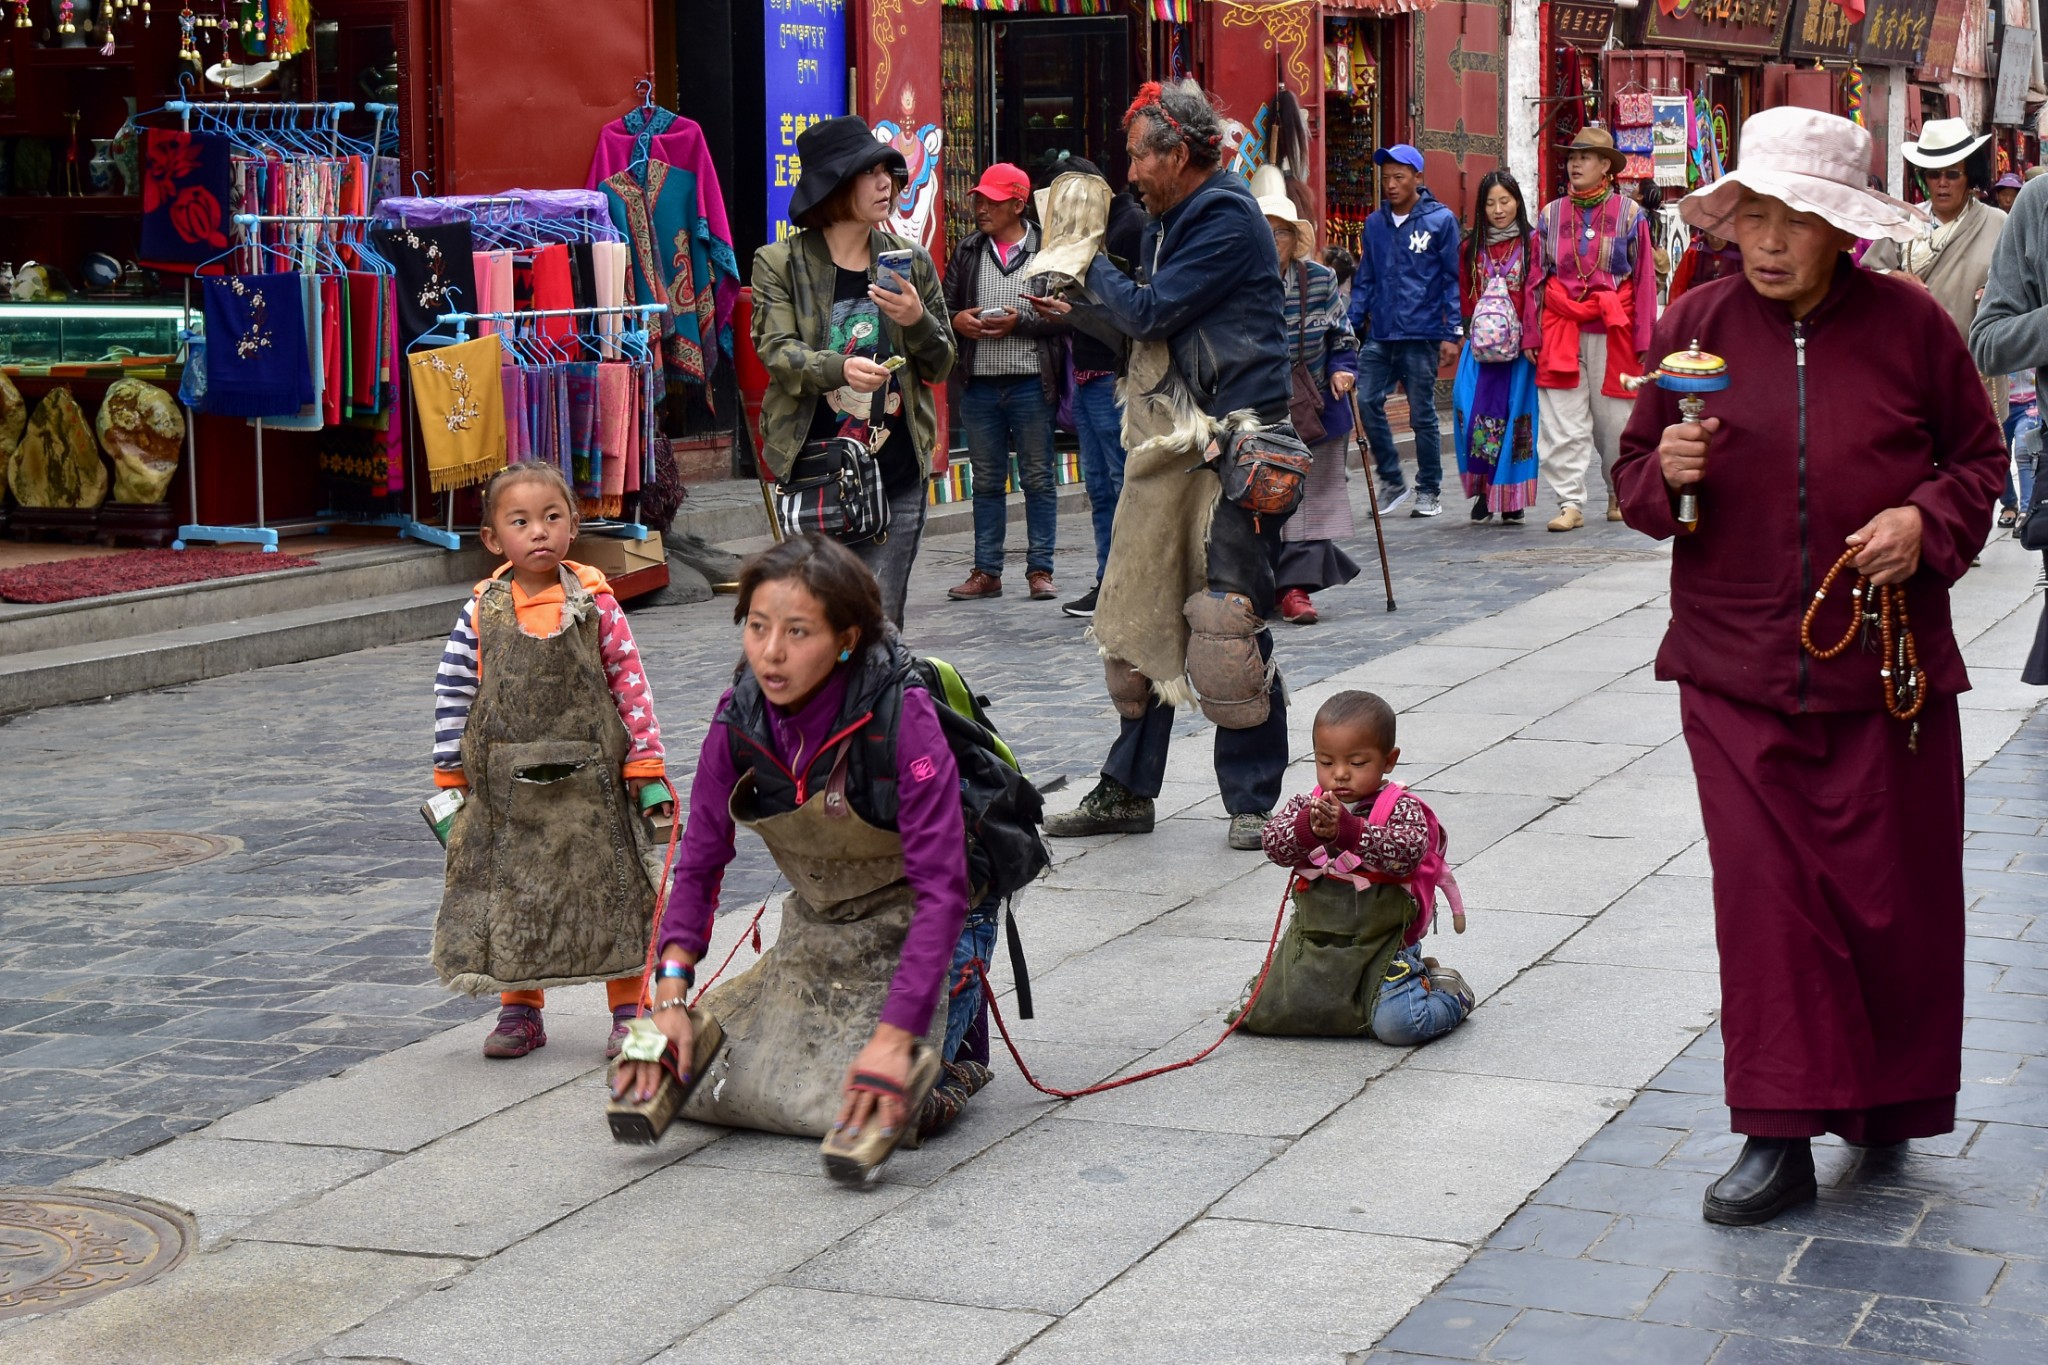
[656,962,694,985]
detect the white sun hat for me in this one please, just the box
[1679,106,1929,245]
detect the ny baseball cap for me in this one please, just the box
[1373,144,1425,172]
[971,163,1032,203]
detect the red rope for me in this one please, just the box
[688,898,770,1006]
[973,875,1295,1100]
[629,778,772,1014]
[635,799,1299,1105]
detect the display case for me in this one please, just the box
[0,302,185,370]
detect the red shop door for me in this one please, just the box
[1415,0,1503,227]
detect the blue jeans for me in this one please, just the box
[943,897,1000,1063]
[1357,339,1444,497]
[2002,401,2038,511]
[962,376,1058,577]
[1371,946,1468,1046]
[1073,373,1127,583]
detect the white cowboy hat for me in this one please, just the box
[1256,193,1316,261]
[1903,117,1990,170]
[1679,106,1929,245]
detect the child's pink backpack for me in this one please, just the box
[1303,782,1468,946]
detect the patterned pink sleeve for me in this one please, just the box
[1261,793,1317,868]
[594,593,666,777]
[1345,793,1430,879]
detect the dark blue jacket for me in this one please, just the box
[1082,170,1291,423]
[1348,189,1463,344]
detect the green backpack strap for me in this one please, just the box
[922,655,1021,772]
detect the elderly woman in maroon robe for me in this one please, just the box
[1614,107,2009,1226]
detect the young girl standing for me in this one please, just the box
[430,462,673,1060]
[1453,170,1542,524]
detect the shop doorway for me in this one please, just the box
[940,12,1134,248]
[1323,15,1408,257]
[990,17,1132,186]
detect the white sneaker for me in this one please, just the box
[1411,492,1443,518]
[1379,483,1413,514]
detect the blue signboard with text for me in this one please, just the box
[766,0,848,243]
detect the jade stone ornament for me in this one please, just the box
[96,378,184,504]
[8,387,108,509]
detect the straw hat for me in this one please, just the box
[1679,107,1928,245]
[1257,194,1316,261]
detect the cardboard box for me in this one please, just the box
[570,530,664,577]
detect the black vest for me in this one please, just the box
[719,641,909,830]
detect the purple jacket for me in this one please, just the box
[658,668,969,1036]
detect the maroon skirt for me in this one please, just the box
[1680,684,1965,1144]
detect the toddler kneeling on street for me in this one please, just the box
[1233,690,1473,1042]
[427,462,674,1062]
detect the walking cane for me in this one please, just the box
[1347,387,1397,611]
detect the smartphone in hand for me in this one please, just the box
[876,249,915,294]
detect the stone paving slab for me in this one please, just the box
[785,1117,1277,1316]
[0,1241,464,1365]
[323,1164,919,1365]
[655,1285,1052,1365]
[1012,1218,1468,1364]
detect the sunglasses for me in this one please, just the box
[1922,167,1967,182]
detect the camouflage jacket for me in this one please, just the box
[749,226,956,480]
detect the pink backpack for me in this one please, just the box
[1302,782,1468,946]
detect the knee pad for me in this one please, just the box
[1102,655,1152,721]
[1183,590,1270,729]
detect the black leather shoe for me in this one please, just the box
[1702,1137,1817,1226]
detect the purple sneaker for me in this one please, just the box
[605,1005,639,1060]
[483,1004,546,1059]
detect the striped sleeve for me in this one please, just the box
[432,598,479,783]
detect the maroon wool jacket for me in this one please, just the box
[1615,260,2008,713]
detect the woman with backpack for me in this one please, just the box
[1260,194,1361,626]
[1454,170,1542,523]
[609,535,1001,1183]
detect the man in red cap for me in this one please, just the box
[944,163,1068,603]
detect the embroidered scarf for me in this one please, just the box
[407,333,507,492]
[200,273,314,418]
[372,222,480,346]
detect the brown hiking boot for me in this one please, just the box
[948,569,1003,600]
[1027,570,1056,600]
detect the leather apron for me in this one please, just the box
[684,764,947,1138]
[432,567,660,995]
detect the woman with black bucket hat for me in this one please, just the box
[751,116,957,625]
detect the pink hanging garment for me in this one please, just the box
[623,364,643,495]
[597,362,632,515]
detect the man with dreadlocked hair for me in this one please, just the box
[1029,78,1297,852]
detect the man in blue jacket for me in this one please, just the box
[1037,78,1295,851]
[1348,145,1463,518]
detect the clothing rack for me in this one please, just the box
[175,207,436,551]
[419,304,670,542]
[162,98,423,553]
[433,302,669,342]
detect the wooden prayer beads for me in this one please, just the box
[1800,547,1926,739]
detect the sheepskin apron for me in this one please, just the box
[1090,338,1219,705]
[1233,878,1416,1037]
[683,767,948,1139]
[432,568,658,996]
